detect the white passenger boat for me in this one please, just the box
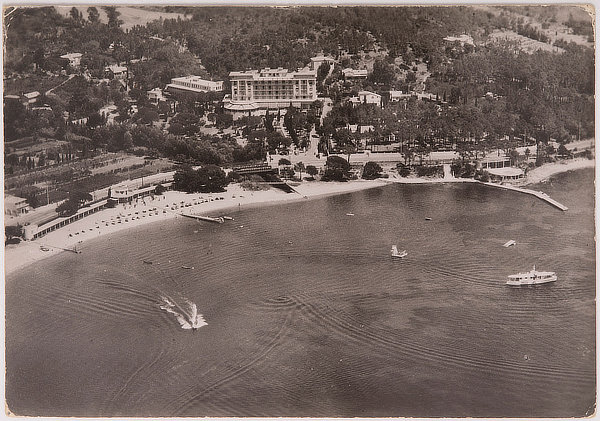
[391,245,407,259]
[506,266,557,286]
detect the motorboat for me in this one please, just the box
[503,240,516,247]
[391,245,408,259]
[507,266,557,286]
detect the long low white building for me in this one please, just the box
[166,76,224,93]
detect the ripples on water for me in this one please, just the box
[6,169,595,417]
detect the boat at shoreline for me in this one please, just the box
[391,245,407,259]
[506,266,557,286]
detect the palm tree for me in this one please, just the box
[342,143,356,164]
[294,162,305,180]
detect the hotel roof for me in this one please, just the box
[166,84,223,94]
[23,91,40,99]
[106,65,127,73]
[310,55,336,62]
[5,194,28,206]
[60,52,82,59]
[487,167,524,177]
[171,76,223,85]
[229,67,316,79]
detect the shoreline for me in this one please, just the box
[4,179,388,276]
[4,158,594,276]
[520,158,595,185]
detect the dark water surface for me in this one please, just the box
[6,169,595,417]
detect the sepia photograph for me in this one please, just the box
[3,3,596,418]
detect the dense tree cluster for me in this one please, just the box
[322,156,351,181]
[3,5,594,183]
[5,225,24,242]
[172,164,229,193]
[427,42,594,144]
[56,190,92,216]
[362,161,383,179]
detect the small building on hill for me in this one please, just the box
[347,124,375,134]
[443,34,475,46]
[342,68,368,79]
[5,195,30,217]
[310,55,336,72]
[389,90,411,102]
[349,91,382,107]
[147,88,166,104]
[105,64,128,80]
[60,52,82,68]
[23,91,41,107]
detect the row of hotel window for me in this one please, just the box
[174,81,221,90]
[233,95,315,100]
[231,90,314,94]
[231,81,315,86]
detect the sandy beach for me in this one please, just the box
[4,179,387,276]
[4,158,594,276]
[523,158,595,185]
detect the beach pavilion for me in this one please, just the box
[487,167,525,182]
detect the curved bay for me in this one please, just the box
[6,168,595,417]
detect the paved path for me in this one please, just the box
[44,74,75,96]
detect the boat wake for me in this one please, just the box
[160,296,207,330]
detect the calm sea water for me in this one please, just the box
[6,169,595,417]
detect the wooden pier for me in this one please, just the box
[480,182,568,211]
[180,214,225,223]
[39,243,82,253]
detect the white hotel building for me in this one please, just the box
[225,67,317,116]
[166,76,224,93]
